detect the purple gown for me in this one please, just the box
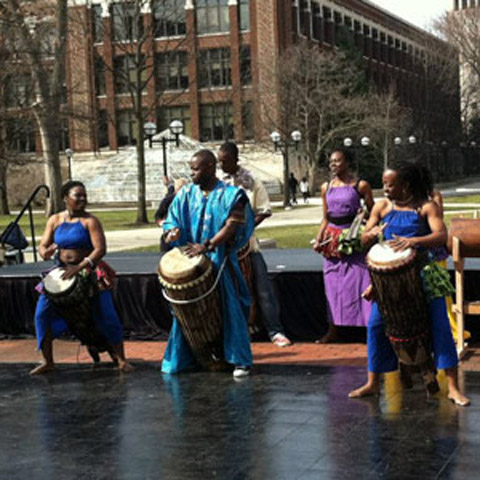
[323,185,371,327]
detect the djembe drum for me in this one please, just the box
[158,247,224,370]
[366,243,439,393]
[43,267,111,353]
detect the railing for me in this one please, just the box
[0,185,50,263]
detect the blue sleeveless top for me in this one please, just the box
[383,208,430,241]
[53,221,93,250]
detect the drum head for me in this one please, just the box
[158,247,210,283]
[367,243,414,270]
[43,268,76,294]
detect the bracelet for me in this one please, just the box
[84,257,95,268]
[203,239,215,252]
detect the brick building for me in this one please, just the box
[7,0,461,154]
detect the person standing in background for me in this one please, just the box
[219,142,292,348]
[288,173,299,205]
[300,177,309,204]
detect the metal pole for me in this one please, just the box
[283,144,290,208]
[68,155,72,181]
[28,205,37,262]
[162,137,168,177]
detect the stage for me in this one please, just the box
[2,249,480,342]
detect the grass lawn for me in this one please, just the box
[0,208,158,235]
[126,224,320,253]
[443,194,480,204]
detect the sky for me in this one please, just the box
[368,0,452,30]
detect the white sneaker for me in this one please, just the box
[271,333,292,347]
[233,366,250,378]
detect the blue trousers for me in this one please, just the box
[34,290,124,349]
[368,297,458,373]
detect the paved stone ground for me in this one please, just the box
[2,339,480,371]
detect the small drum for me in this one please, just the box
[367,243,439,393]
[237,241,259,334]
[43,267,110,352]
[158,247,224,370]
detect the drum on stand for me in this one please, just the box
[158,247,224,370]
[366,243,439,394]
[43,267,111,354]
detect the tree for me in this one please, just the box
[435,8,480,129]
[0,0,69,215]
[71,0,189,224]
[273,40,407,189]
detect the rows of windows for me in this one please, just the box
[198,48,232,88]
[155,51,189,91]
[5,118,70,153]
[296,1,426,71]
[95,46,251,95]
[157,105,192,137]
[113,54,147,94]
[91,0,249,43]
[110,100,251,146]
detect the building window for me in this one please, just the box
[116,110,138,146]
[239,0,250,31]
[157,105,192,137]
[6,118,36,153]
[198,48,231,88]
[97,110,109,148]
[196,0,230,35]
[323,7,333,44]
[242,102,254,140]
[95,55,106,95]
[111,2,143,42]
[114,55,146,94]
[92,4,103,43]
[59,120,70,152]
[200,103,233,141]
[312,2,322,41]
[299,0,311,37]
[5,74,32,108]
[240,45,251,85]
[153,0,186,37]
[155,51,189,91]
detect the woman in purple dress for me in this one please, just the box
[313,148,374,342]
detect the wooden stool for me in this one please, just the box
[449,218,480,357]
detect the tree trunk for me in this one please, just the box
[135,122,148,224]
[0,162,9,215]
[37,113,63,215]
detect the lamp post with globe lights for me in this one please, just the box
[343,136,370,174]
[144,120,184,177]
[270,130,302,208]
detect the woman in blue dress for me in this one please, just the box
[30,181,132,375]
[348,161,469,406]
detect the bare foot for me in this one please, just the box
[30,363,55,375]
[117,360,134,372]
[315,326,338,344]
[348,384,380,398]
[448,390,470,407]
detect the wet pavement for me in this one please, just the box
[1,360,480,480]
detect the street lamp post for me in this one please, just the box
[144,120,184,177]
[343,136,370,174]
[65,148,74,181]
[270,130,302,208]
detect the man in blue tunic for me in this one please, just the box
[161,149,255,378]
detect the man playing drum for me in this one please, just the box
[161,149,255,378]
[31,181,132,375]
[348,161,469,406]
[218,141,292,348]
